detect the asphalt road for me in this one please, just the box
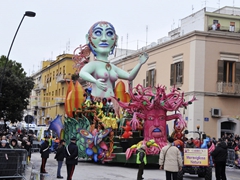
[29,153,240,180]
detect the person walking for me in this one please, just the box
[211,139,228,180]
[65,136,78,180]
[136,144,147,180]
[55,139,66,179]
[40,135,50,173]
[159,137,182,180]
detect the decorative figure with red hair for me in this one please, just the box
[74,21,149,98]
[117,84,196,155]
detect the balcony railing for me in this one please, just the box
[208,25,240,33]
[56,74,71,83]
[55,97,65,105]
[217,82,240,95]
[33,83,47,91]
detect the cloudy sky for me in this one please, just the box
[1,0,240,75]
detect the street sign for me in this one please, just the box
[24,115,34,124]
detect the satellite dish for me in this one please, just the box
[24,115,34,124]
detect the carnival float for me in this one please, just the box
[48,21,197,164]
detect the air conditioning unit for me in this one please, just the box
[211,108,221,117]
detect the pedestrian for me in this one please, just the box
[9,138,20,149]
[40,134,50,173]
[55,139,66,179]
[21,136,32,163]
[211,139,227,180]
[159,137,182,180]
[136,144,147,180]
[65,136,78,180]
[185,137,195,148]
[0,139,10,149]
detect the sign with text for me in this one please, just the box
[184,148,209,166]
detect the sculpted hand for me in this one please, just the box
[95,79,107,91]
[139,52,149,65]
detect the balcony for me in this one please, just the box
[217,82,240,96]
[56,74,72,83]
[37,101,47,109]
[55,97,65,105]
[33,83,47,91]
[208,25,240,33]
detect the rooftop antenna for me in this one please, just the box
[192,5,194,14]
[217,0,220,13]
[233,0,235,15]
[66,39,70,53]
[121,36,123,55]
[146,25,148,47]
[126,33,128,55]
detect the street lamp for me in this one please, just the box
[0,11,36,97]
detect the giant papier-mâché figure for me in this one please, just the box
[74,21,148,98]
[117,84,196,156]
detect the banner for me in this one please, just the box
[184,148,209,166]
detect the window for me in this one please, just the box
[63,66,65,75]
[59,89,61,96]
[218,60,240,83]
[146,69,156,87]
[170,61,184,86]
[59,68,62,75]
[52,91,54,100]
[55,90,57,97]
[229,22,235,32]
[53,71,55,80]
[62,87,64,96]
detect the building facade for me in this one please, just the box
[112,6,240,138]
[31,54,74,125]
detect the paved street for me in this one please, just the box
[29,152,239,180]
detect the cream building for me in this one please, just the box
[112,6,240,139]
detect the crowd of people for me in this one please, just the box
[0,129,35,162]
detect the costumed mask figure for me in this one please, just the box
[121,121,133,139]
[116,84,196,154]
[172,119,185,140]
[75,21,149,98]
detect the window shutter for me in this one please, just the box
[154,69,156,86]
[179,61,184,84]
[218,60,224,82]
[146,70,149,87]
[235,62,240,83]
[170,64,175,86]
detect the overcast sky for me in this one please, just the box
[1,0,240,76]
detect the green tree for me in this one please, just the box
[0,55,34,123]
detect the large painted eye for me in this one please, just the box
[106,31,114,37]
[159,116,165,120]
[148,116,153,121]
[94,30,102,36]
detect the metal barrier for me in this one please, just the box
[226,149,235,167]
[0,149,28,179]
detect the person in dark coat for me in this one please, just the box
[65,137,78,180]
[211,140,228,180]
[21,136,32,162]
[55,139,66,179]
[136,144,147,180]
[9,138,20,149]
[40,135,50,173]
